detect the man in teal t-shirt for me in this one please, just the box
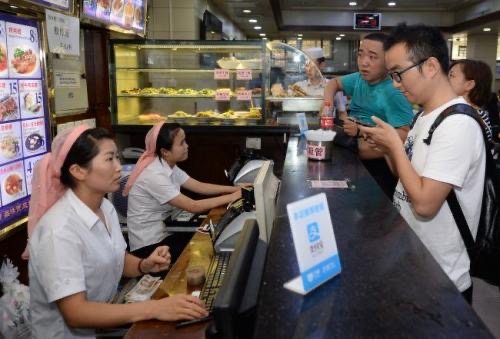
[341,72,413,127]
[323,33,413,198]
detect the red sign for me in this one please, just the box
[215,89,231,101]
[236,90,252,101]
[236,69,252,80]
[214,69,230,80]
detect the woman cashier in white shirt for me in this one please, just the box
[26,126,208,339]
[124,122,242,263]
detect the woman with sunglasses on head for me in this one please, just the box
[27,126,208,339]
[124,122,242,263]
[448,59,497,142]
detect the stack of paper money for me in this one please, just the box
[124,275,162,303]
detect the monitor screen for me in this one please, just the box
[253,160,280,243]
[353,13,381,30]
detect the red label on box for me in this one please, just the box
[215,89,231,101]
[236,90,252,101]
[236,69,252,80]
[307,144,326,160]
[214,69,230,80]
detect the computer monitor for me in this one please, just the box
[253,160,280,243]
[207,219,266,339]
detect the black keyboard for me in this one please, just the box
[199,252,231,312]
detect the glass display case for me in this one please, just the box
[265,42,327,126]
[109,40,267,126]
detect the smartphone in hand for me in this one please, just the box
[347,117,374,127]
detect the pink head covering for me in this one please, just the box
[22,125,90,260]
[122,122,165,196]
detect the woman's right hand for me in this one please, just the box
[229,189,242,203]
[153,294,208,321]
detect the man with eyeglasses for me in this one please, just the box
[359,24,485,304]
[323,33,413,198]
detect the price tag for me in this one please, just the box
[236,69,252,80]
[214,69,230,80]
[215,89,231,101]
[236,90,252,101]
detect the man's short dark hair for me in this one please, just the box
[384,23,449,74]
[363,33,388,45]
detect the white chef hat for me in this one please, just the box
[304,47,324,60]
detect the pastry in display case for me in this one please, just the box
[109,40,267,126]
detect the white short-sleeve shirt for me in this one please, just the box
[126,157,190,251]
[29,189,127,339]
[393,97,485,292]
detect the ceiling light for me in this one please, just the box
[349,2,357,6]
[249,19,257,23]
[254,26,262,30]
[259,33,266,37]
[336,37,342,40]
[483,27,491,32]
[262,37,268,40]
[297,33,303,37]
[339,34,345,37]
[10,5,18,8]
[243,9,251,13]
[297,37,303,40]
[448,38,453,41]
[388,2,396,6]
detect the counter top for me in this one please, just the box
[112,120,294,135]
[253,136,492,338]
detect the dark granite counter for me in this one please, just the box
[253,136,492,338]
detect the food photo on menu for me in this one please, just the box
[0,42,7,78]
[0,80,20,122]
[96,0,112,20]
[21,118,46,157]
[6,21,40,78]
[0,21,7,78]
[0,122,22,165]
[19,80,43,119]
[0,160,27,206]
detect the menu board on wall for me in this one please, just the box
[25,0,73,13]
[0,14,50,234]
[82,0,146,35]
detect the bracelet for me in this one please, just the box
[138,259,147,275]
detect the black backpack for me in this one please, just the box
[415,103,500,286]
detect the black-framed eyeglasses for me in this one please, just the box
[389,58,429,83]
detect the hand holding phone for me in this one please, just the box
[347,117,374,128]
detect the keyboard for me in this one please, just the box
[199,252,231,312]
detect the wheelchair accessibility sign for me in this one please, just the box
[284,193,341,294]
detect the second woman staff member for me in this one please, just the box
[28,126,207,338]
[124,122,242,262]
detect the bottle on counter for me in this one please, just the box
[320,100,334,130]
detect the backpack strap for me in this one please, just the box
[423,103,492,251]
[410,109,423,130]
